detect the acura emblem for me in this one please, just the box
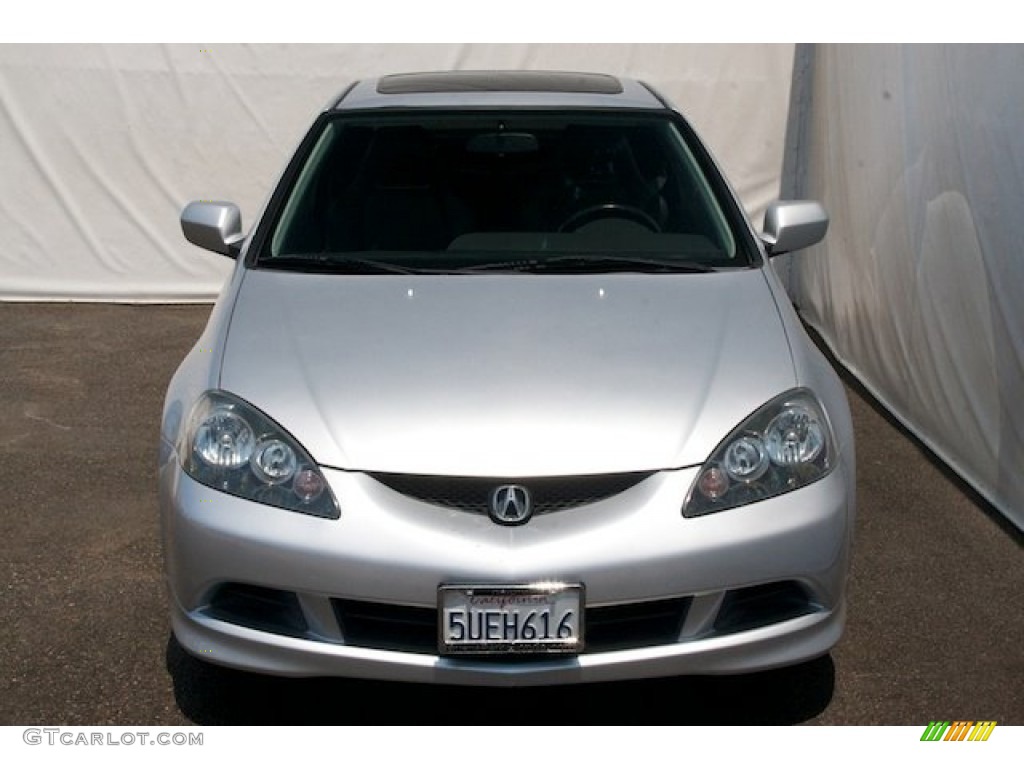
[489,484,532,525]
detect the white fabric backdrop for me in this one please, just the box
[781,44,1024,530]
[0,43,794,301]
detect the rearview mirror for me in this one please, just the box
[467,132,539,154]
[180,201,245,258]
[761,200,829,256]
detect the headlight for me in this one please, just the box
[181,390,340,518]
[683,389,835,517]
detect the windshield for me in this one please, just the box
[259,111,752,273]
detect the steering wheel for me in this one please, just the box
[558,203,661,233]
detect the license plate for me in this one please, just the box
[438,583,584,655]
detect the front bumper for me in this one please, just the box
[160,460,852,686]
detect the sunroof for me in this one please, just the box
[377,71,624,95]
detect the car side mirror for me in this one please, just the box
[761,200,829,256]
[180,201,245,258]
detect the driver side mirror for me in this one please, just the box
[180,201,245,258]
[761,200,829,256]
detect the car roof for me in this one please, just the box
[332,71,669,112]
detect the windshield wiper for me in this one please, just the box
[259,253,721,275]
[450,258,539,273]
[452,254,720,274]
[258,255,431,275]
[527,254,719,274]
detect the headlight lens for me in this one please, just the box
[764,405,826,466]
[722,435,769,482]
[182,391,340,518]
[250,438,298,484]
[193,408,256,469]
[683,389,834,517]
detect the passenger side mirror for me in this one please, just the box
[761,200,829,256]
[180,201,245,258]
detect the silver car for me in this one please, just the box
[160,71,855,686]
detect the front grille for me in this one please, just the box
[586,597,691,652]
[204,581,821,654]
[332,597,690,655]
[332,600,437,653]
[368,471,654,516]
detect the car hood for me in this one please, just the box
[220,269,796,476]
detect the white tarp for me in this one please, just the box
[782,44,1024,530]
[0,43,794,301]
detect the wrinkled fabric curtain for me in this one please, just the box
[780,44,1024,530]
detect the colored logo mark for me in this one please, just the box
[920,721,997,742]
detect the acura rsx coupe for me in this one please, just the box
[159,70,855,686]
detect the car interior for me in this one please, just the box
[268,116,737,263]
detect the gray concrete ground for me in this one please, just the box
[1,303,1020,725]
